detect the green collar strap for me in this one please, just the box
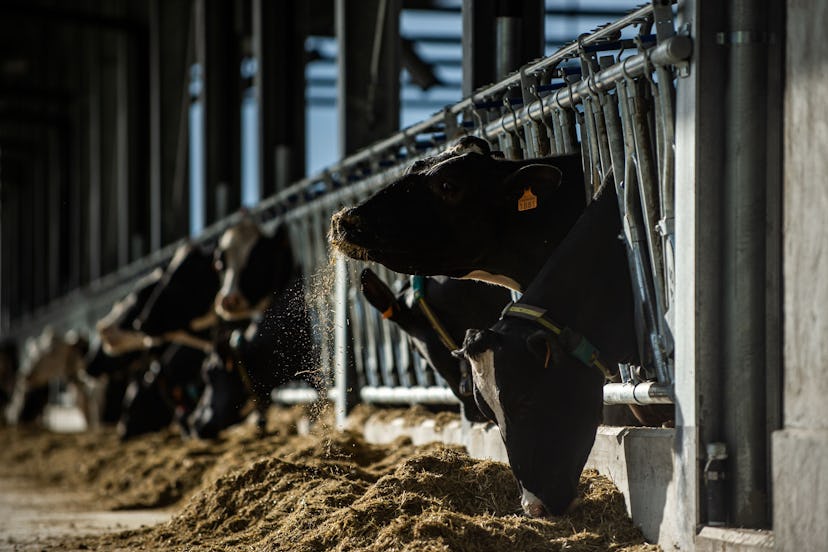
[501,303,613,380]
[410,275,460,352]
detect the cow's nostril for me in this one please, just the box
[334,209,361,230]
[221,293,241,311]
[525,501,548,518]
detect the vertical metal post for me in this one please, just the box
[200,0,240,224]
[148,0,162,252]
[721,0,770,528]
[462,0,495,98]
[116,30,130,267]
[334,252,351,428]
[336,0,401,157]
[46,130,61,301]
[87,31,102,282]
[670,0,727,545]
[254,0,307,195]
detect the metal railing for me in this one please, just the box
[3,2,687,413]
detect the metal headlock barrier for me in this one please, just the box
[3,2,689,414]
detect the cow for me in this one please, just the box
[4,327,91,425]
[189,219,320,437]
[329,136,586,293]
[359,268,510,423]
[84,341,146,425]
[213,219,296,321]
[133,242,221,347]
[96,270,164,355]
[117,343,206,440]
[456,184,672,518]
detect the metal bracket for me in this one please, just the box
[651,0,676,42]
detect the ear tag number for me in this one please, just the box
[518,188,538,211]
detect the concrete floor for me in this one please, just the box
[0,477,172,551]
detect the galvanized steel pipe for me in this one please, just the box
[360,386,461,405]
[603,382,674,405]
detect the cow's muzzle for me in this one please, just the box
[329,208,371,260]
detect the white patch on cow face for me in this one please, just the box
[468,349,507,439]
[460,270,522,293]
[214,221,260,319]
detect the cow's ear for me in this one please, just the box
[450,135,491,156]
[360,269,401,321]
[502,164,563,213]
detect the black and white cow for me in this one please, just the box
[97,270,164,355]
[90,271,169,425]
[359,268,510,423]
[134,242,221,346]
[213,219,295,321]
[189,219,319,437]
[117,343,206,440]
[456,184,668,517]
[4,328,91,425]
[330,136,586,292]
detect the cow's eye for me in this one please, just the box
[432,180,463,203]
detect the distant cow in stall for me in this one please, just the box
[88,270,167,425]
[456,184,669,518]
[359,268,510,423]
[330,136,586,293]
[134,242,221,346]
[188,219,319,438]
[116,343,207,439]
[117,242,224,439]
[4,327,91,426]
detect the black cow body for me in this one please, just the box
[85,343,147,425]
[190,277,319,438]
[360,269,510,423]
[97,270,164,355]
[135,243,220,344]
[330,137,586,292]
[118,343,206,440]
[188,220,319,438]
[458,185,669,517]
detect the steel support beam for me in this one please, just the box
[721,0,771,528]
[336,0,401,157]
[254,0,307,195]
[461,0,495,97]
[149,0,191,246]
[494,0,544,81]
[196,0,240,225]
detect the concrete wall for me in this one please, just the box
[773,2,828,551]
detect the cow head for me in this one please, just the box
[213,220,295,321]
[458,323,604,517]
[117,360,174,440]
[330,137,585,291]
[188,352,249,439]
[96,270,163,355]
[117,344,206,439]
[134,243,220,339]
[360,268,509,423]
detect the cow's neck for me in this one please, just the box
[466,235,572,293]
[519,189,637,364]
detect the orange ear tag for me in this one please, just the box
[518,188,538,211]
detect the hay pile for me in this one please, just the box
[0,405,317,510]
[2,405,659,551]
